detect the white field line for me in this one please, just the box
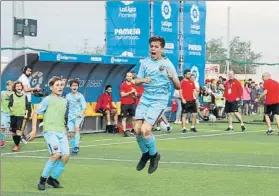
[5,155,279,170]
[1,129,265,156]
[5,138,113,144]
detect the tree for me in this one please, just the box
[206,37,227,73]
[206,36,262,74]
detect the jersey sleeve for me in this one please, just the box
[167,61,179,81]
[80,94,87,111]
[137,62,145,79]
[36,97,50,114]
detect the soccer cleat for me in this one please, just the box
[21,135,28,144]
[38,177,46,191]
[47,177,63,188]
[38,181,46,190]
[148,153,161,174]
[225,127,234,132]
[266,130,273,135]
[74,147,80,154]
[182,129,187,133]
[190,127,197,132]
[1,141,6,148]
[241,125,246,132]
[167,126,172,133]
[136,152,150,171]
[123,130,130,137]
[12,145,20,152]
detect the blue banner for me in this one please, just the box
[153,1,179,71]
[183,1,206,86]
[106,1,150,57]
[39,52,142,65]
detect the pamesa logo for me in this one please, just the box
[190,4,200,23]
[161,1,171,20]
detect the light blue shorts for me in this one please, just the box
[1,112,10,129]
[67,117,84,132]
[44,131,70,155]
[135,100,167,125]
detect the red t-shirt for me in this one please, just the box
[263,79,279,105]
[135,85,144,105]
[181,79,195,101]
[95,92,114,112]
[224,79,243,102]
[120,81,136,105]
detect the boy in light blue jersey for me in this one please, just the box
[26,77,70,191]
[66,79,86,155]
[134,36,181,174]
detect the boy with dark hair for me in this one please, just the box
[134,35,180,174]
[26,77,70,191]
[66,79,86,155]
[9,81,29,151]
[1,80,13,147]
[96,85,118,130]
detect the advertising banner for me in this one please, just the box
[106,1,150,57]
[183,1,206,85]
[153,1,179,70]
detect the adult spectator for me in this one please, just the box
[120,72,137,137]
[223,71,246,132]
[256,72,279,135]
[242,82,251,115]
[173,76,183,124]
[95,85,118,132]
[18,66,41,143]
[250,82,257,115]
[180,69,197,133]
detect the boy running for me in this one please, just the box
[9,81,29,151]
[66,79,86,155]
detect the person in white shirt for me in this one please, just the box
[18,66,41,143]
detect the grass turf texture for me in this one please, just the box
[2,119,279,196]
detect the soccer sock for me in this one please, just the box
[70,137,75,148]
[191,125,195,128]
[229,124,233,129]
[41,159,57,178]
[136,135,148,154]
[74,133,80,147]
[145,135,157,156]
[268,127,272,131]
[0,133,5,141]
[51,159,66,179]
[12,135,16,145]
[15,136,21,146]
[156,127,160,131]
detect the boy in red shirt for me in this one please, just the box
[120,72,137,137]
[256,72,279,134]
[180,69,197,133]
[223,71,246,132]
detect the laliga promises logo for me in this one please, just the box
[111,57,115,64]
[190,66,199,82]
[161,1,171,20]
[30,71,44,87]
[121,1,134,6]
[56,54,61,61]
[190,4,200,23]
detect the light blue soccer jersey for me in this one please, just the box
[65,92,86,120]
[137,56,178,105]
